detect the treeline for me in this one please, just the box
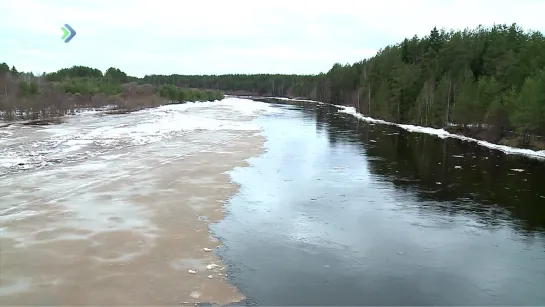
[319,24,545,147]
[143,24,545,148]
[142,73,319,98]
[0,64,224,121]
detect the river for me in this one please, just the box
[1,98,544,305]
[214,100,545,306]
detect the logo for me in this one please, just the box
[61,24,76,43]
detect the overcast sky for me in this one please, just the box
[1,0,544,77]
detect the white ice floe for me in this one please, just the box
[259,96,325,104]
[190,291,201,299]
[0,97,276,175]
[0,157,27,168]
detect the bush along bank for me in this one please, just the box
[0,64,224,122]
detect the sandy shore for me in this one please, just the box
[0,128,264,305]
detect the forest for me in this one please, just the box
[143,24,545,148]
[0,64,224,121]
[2,23,544,148]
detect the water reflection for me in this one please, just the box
[214,99,545,306]
[310,102,545,235]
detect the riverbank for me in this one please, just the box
[0,75,224,122]
[239,95,545,160]
[0,97,224,129]
[444,125,545,151]
[0,99,268,305]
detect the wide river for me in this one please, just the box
[1,98,544,305]
[215,99,545,306]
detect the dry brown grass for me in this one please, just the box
[104,93,166,114]
[21,117,66,126]
[499,136,545,150]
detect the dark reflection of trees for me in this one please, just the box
[313,104,329,135]
[313,107,545,236]
[313,105,362,146]
[263,99,545,236]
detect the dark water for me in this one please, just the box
[212,101,545,306]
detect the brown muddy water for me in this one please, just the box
[0,98,270,306]
[1,98,545,306]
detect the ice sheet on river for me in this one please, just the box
[0,98,278,176]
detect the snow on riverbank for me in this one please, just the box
[263,96,545,161]
[338,106,545,160]
[0,98,279,176]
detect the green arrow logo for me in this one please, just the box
[61,26,70,40]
